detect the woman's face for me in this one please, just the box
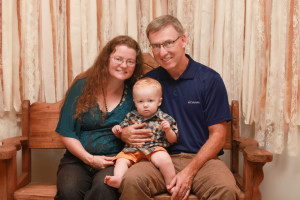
[108,45,137,82]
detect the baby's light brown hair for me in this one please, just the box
[133,77,162,98]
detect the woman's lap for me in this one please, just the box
[56,153,119,200]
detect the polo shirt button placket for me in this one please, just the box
[173,88,178,96]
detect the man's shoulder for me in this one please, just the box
[189,62,222,85]
[192,61,219,77]
[145,66,164,79]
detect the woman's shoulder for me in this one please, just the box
[63,77,87,101]
[70,77,87,91]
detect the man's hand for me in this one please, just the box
[120,123,153,146]
[167,167,194,200]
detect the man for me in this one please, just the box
[119,15,239,200]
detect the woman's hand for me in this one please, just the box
[90,155,115,170]
[120,123,153,146]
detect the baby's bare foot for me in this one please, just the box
[104,176,122,188]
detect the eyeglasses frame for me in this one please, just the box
[149,35,182,52]
[110,56,136,67]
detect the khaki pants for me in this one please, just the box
[119,153,239,200]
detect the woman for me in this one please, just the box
[55,35,143,200]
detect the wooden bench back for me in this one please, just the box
[22,100,238,150]
[22,100,64,149]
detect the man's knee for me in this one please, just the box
[120,168,147,191]
[213,184,239,200]
[119,161,164,196]
[196,184,238,200]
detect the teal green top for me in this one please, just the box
[55,78,134,155]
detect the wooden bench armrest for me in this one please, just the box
[243,145,273,163]
[233,137,273,163]
[1,136,31,199]
[233,137,258,150]
[0,143,18,160]
[1,136,28,161]
[232,137,272,199]
[0,141,19,199]
[2,136,29,152]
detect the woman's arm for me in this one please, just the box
[60,135,114,169]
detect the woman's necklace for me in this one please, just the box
[102,88,108,112]
[102,83,125,113]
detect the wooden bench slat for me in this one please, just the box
[14,183,57,200]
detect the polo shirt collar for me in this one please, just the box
[158,54,197,81]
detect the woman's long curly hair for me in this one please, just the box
[71,35,143,120]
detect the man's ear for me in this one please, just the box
[181,34,188,48]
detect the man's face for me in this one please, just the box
[148,25,187,73]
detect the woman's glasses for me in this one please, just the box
[111,56,136,67]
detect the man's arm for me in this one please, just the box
[168,121,227,200]
[120,123,153,146]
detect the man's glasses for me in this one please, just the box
[111,56,136,67]
[149,35,182,52]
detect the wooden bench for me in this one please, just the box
[0,54,273,200]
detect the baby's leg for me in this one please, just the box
[104,158,132,188]
[150,151,176,192]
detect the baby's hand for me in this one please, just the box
[160,119,171,131]
[112,125,122,135]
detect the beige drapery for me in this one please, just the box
[1,0,300,156]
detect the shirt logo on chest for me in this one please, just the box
[188,101,200,104]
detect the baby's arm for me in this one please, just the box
[160,119,177,144]
[112,125,123,138]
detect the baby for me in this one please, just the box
[104,77,178,193]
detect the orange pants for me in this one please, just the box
[114,147,167,163]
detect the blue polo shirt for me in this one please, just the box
[146,54,231,155]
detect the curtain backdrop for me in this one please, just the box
[1,0,300,156]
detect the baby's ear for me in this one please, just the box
[159,97,163,106]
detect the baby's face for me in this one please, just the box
[133,86,162,119]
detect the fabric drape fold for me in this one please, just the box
[0,0,4,117]
[2,0,21,112]
[40,0,56,102]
